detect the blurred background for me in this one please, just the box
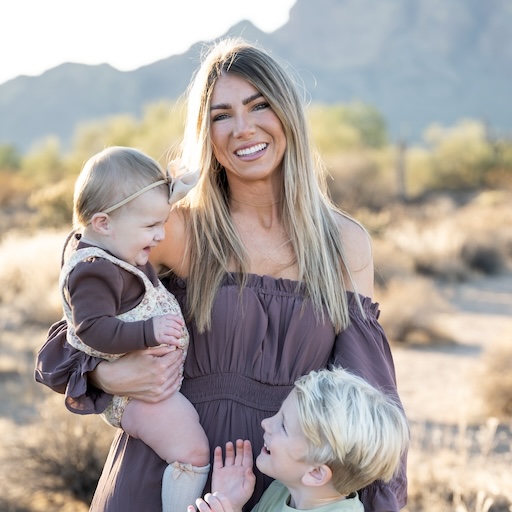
[0,1,511,510]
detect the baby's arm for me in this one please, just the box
[152,314,185,347]
[188,440,255,512]
[67,259,160,353]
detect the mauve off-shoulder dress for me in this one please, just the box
[36,272,408,512]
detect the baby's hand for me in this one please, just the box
[187,492,236,512]
[152,314,185,347]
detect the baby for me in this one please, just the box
[59,146,209,512]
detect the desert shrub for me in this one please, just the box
[480,336,512,418]
[20,137,67,187]
[308,102,388,152]
[372,236,415,288]
[405,419,512,512]
[423,121,493,190]
[0,230,65,327]
[0,171,32,207]
[326,152,396,211]
[28,177,75,228]
[461,240,506,275]
[376,276,455,344]
[384,217,470,282]
[2,394,113,509]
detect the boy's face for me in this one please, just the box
[256,389,311,486]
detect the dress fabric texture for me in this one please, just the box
[36,272,407,512]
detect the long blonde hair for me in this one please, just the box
[179,38,361,333]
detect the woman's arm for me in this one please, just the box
[90,345,184,403]
[35,319,185,413]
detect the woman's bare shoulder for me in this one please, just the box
[333,211,374,296]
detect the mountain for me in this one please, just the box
[1,0,510,152]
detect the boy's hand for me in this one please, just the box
[212,440,255,510]
[188,440,255,512]
[152,314,185,346]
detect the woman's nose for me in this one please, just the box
[233,113,255,139]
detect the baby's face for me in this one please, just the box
[256,390,311,485]
[106,188,170,267]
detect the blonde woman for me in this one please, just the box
[37,38,408,511]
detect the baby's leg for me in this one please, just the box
[121,393,210,512]
[121,392,209,466]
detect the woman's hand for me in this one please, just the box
[90,345,184,403]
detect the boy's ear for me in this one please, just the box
[302,464,332,487]
[90,212,111,235]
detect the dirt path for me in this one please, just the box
[392,273,512,425]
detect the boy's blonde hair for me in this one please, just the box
[294,367,409,495]
[73,146,167,229]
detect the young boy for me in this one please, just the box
[188,367,409,512]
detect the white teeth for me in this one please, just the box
[236,143,267,156]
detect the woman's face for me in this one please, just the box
[209,73,286,184]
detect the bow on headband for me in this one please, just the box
[102,160,200,214]
[166,160,200,205]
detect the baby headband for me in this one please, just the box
[103,160,200,214]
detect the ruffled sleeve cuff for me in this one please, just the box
[35,319,112,415]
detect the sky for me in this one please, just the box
[0,0,296,86]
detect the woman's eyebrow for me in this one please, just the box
[210,92,264,111]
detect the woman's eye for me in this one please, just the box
[212,113,228,122]
[254,102,269,111]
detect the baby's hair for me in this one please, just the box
[294,367,409,496]
[73,146,167,228]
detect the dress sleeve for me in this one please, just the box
[34,318,112,415]
[331,294,408,512]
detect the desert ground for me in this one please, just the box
[394,272,512,424]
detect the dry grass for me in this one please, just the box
[479,335,512,419]
[376,276,456,344]
[0,395,114,511]
[404,419,512,511]
[0,229,66,329]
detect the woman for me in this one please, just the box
[36,38,407,511]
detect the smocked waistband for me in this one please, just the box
[181,373,294,412]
